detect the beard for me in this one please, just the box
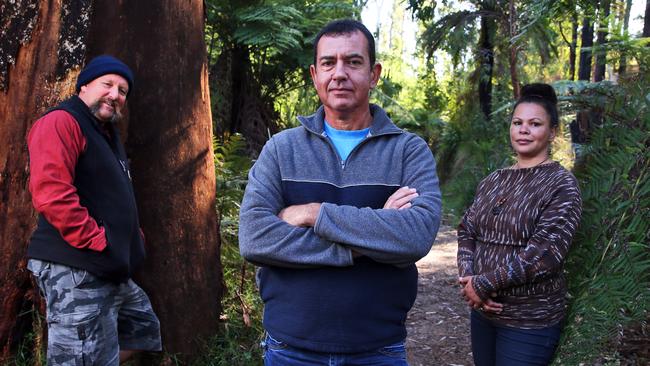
[89,98,123,123]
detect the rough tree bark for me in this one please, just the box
[594,0,611,82]
[0,0,222,362]
[85,0,222,361]
[0,0,89,360]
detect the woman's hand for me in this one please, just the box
[459,276,503,314]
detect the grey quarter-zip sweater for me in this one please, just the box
[239,104,441,353]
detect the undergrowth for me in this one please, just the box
[196,134,263,366]
[553,74,650,364]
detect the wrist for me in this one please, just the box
[472,275,491,302]
[306,203,322,226]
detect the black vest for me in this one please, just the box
[28,96,145,282]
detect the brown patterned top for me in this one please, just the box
[457,161,582,328]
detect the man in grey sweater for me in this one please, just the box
[239,19,441,366]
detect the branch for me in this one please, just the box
[558,22,572,47]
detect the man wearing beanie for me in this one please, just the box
[26,55,161,365]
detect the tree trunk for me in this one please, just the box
[574,8,596,148]
[0,0,92,360]
[570,13,579,80]
[85,0,222,361]
[0,0,222,362]
[229,46,279,157]
[618,0,633,75]
[644,0,650,38]
[594,0,611,82]
[211,49,234,141]
[508,0,521,99]
[578,14,595,81]
[477,16,495,120]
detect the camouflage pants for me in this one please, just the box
[28,259,162,366]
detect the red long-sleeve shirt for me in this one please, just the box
[27,110,107,251]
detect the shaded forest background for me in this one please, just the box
[0,0,648,364]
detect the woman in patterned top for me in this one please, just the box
[457,83,582,365]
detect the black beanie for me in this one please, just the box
[75,55,134,97]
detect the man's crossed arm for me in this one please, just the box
[238,136,441,268]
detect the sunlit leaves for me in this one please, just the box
[233,5,304,51]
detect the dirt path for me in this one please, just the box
[406,225,474,366]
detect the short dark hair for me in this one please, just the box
[513,83,559,128]
[313,19,376,67]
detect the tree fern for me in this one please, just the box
[234,4,304,51]
[553,74,650,364]
[214,134,252,241]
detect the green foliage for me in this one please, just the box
[553,76,650,364]
[419,10,480,65]
[196,241,264,366]
[233,5,304,51]
[214,134,253,240]
[207,0,360,138]
[275,82,321,129]
[5,310,44,366]
[203,0,650,363]
[433,80,514,223]
[197,135,264,365]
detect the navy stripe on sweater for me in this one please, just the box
[281,180,399,208]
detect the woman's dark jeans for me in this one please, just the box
[471,310,562,366]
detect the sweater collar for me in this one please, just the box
[297,104,402,137]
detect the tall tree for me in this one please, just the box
[0,0,63,358]
[644,0,650,38]
[573,2,596,144]
[617,0,633,75]
[567,13,580,80]
[478,15,497,119]
[85,1,222,360]
[578,10,595,81]
[0,0,222,362]
[593,0,611,81]
[507,0,521,99]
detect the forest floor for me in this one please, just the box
[404,226,650,366]
[406,225,474,366]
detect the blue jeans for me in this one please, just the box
[262,333,409,366]
[471,310,562,366]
